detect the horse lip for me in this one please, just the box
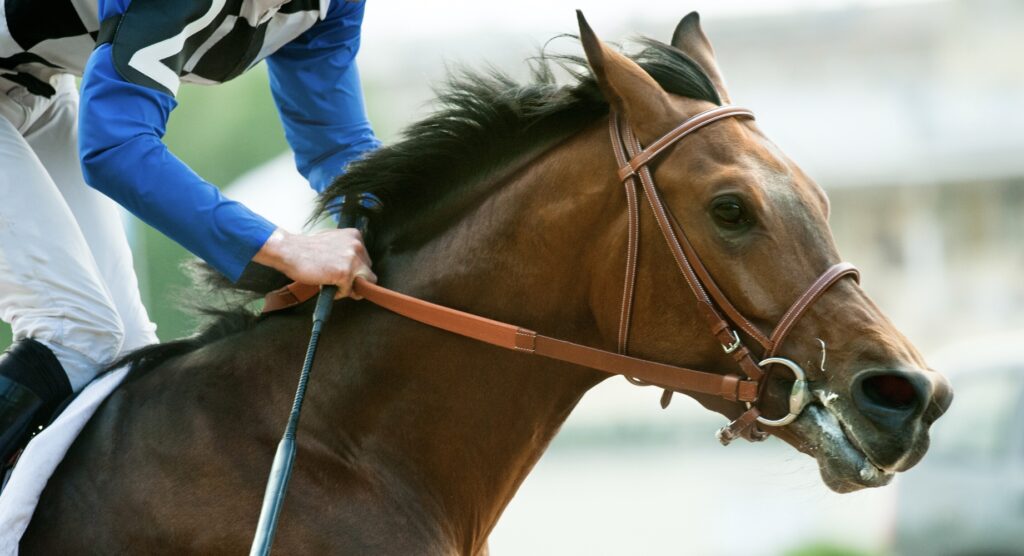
[829,405,894,474]
[809,387,892,470]
[799,402,895,490]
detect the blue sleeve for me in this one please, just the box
[80,3,277,282]
[266,0,381,193]
[79,46,276,281]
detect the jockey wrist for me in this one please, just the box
[253,228,293,271]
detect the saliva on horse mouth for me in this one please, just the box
[801,402,891,487]
[813,388,890,473]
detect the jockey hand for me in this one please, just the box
[253,228,376,299]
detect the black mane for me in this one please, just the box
[318,38,719,254]
[114,37,720,376]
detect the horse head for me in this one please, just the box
[578,12,952,492]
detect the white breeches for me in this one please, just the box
[0,75,157,392]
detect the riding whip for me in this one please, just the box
[250,193,383,556]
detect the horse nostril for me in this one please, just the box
[862,374,918,410]
[852,370,929,432]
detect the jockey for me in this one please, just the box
[0,0,379,463]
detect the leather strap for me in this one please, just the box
[664,209,772,349]
[617,107,756,181]
[261,278,758,401]
[264,282,320,313]
[613,109,766,382]
[716,407,765,446]
[616,108,772,349]
[609,115,641,355]
[353,279,759,402]
[766,262,860,357]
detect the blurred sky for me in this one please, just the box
[361,0,940,38]
[357,0,946,102]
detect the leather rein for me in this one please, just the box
[263,105,859,445]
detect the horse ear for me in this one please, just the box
[577,11,675,139]
[671,12,731,103]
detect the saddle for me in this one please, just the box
[0,339,72,475]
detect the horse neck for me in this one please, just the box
[313,121,622,551]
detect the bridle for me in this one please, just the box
[263,104,860,445]
[607,105,858,442]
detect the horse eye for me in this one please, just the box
[714,203,742,223]
[711,198,751,230]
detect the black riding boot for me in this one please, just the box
[0,339,72,466]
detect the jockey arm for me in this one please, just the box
[78,0,378,294]
[265,0,381,194]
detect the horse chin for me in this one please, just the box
[789,404,895,493]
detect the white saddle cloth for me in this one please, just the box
[0,367,128,555]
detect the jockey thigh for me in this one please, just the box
[0,76,157,392]
[24,77,158,356]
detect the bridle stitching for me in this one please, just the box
[624,126,715,309]
[766,264,860,358]
[610,114,640,355]
[619,180,639,353]
[660,196,773,349]
[647,110,750,159]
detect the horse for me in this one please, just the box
[22,12,951,554]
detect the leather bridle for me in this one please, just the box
[263,105,860,445]
[608,105,858,442]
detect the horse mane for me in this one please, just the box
[114,37,720,377]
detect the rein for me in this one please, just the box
[263,105,859,445]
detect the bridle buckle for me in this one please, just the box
[720,330,741,354]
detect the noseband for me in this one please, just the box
[609,105,858,442]
[263,105,859,445]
